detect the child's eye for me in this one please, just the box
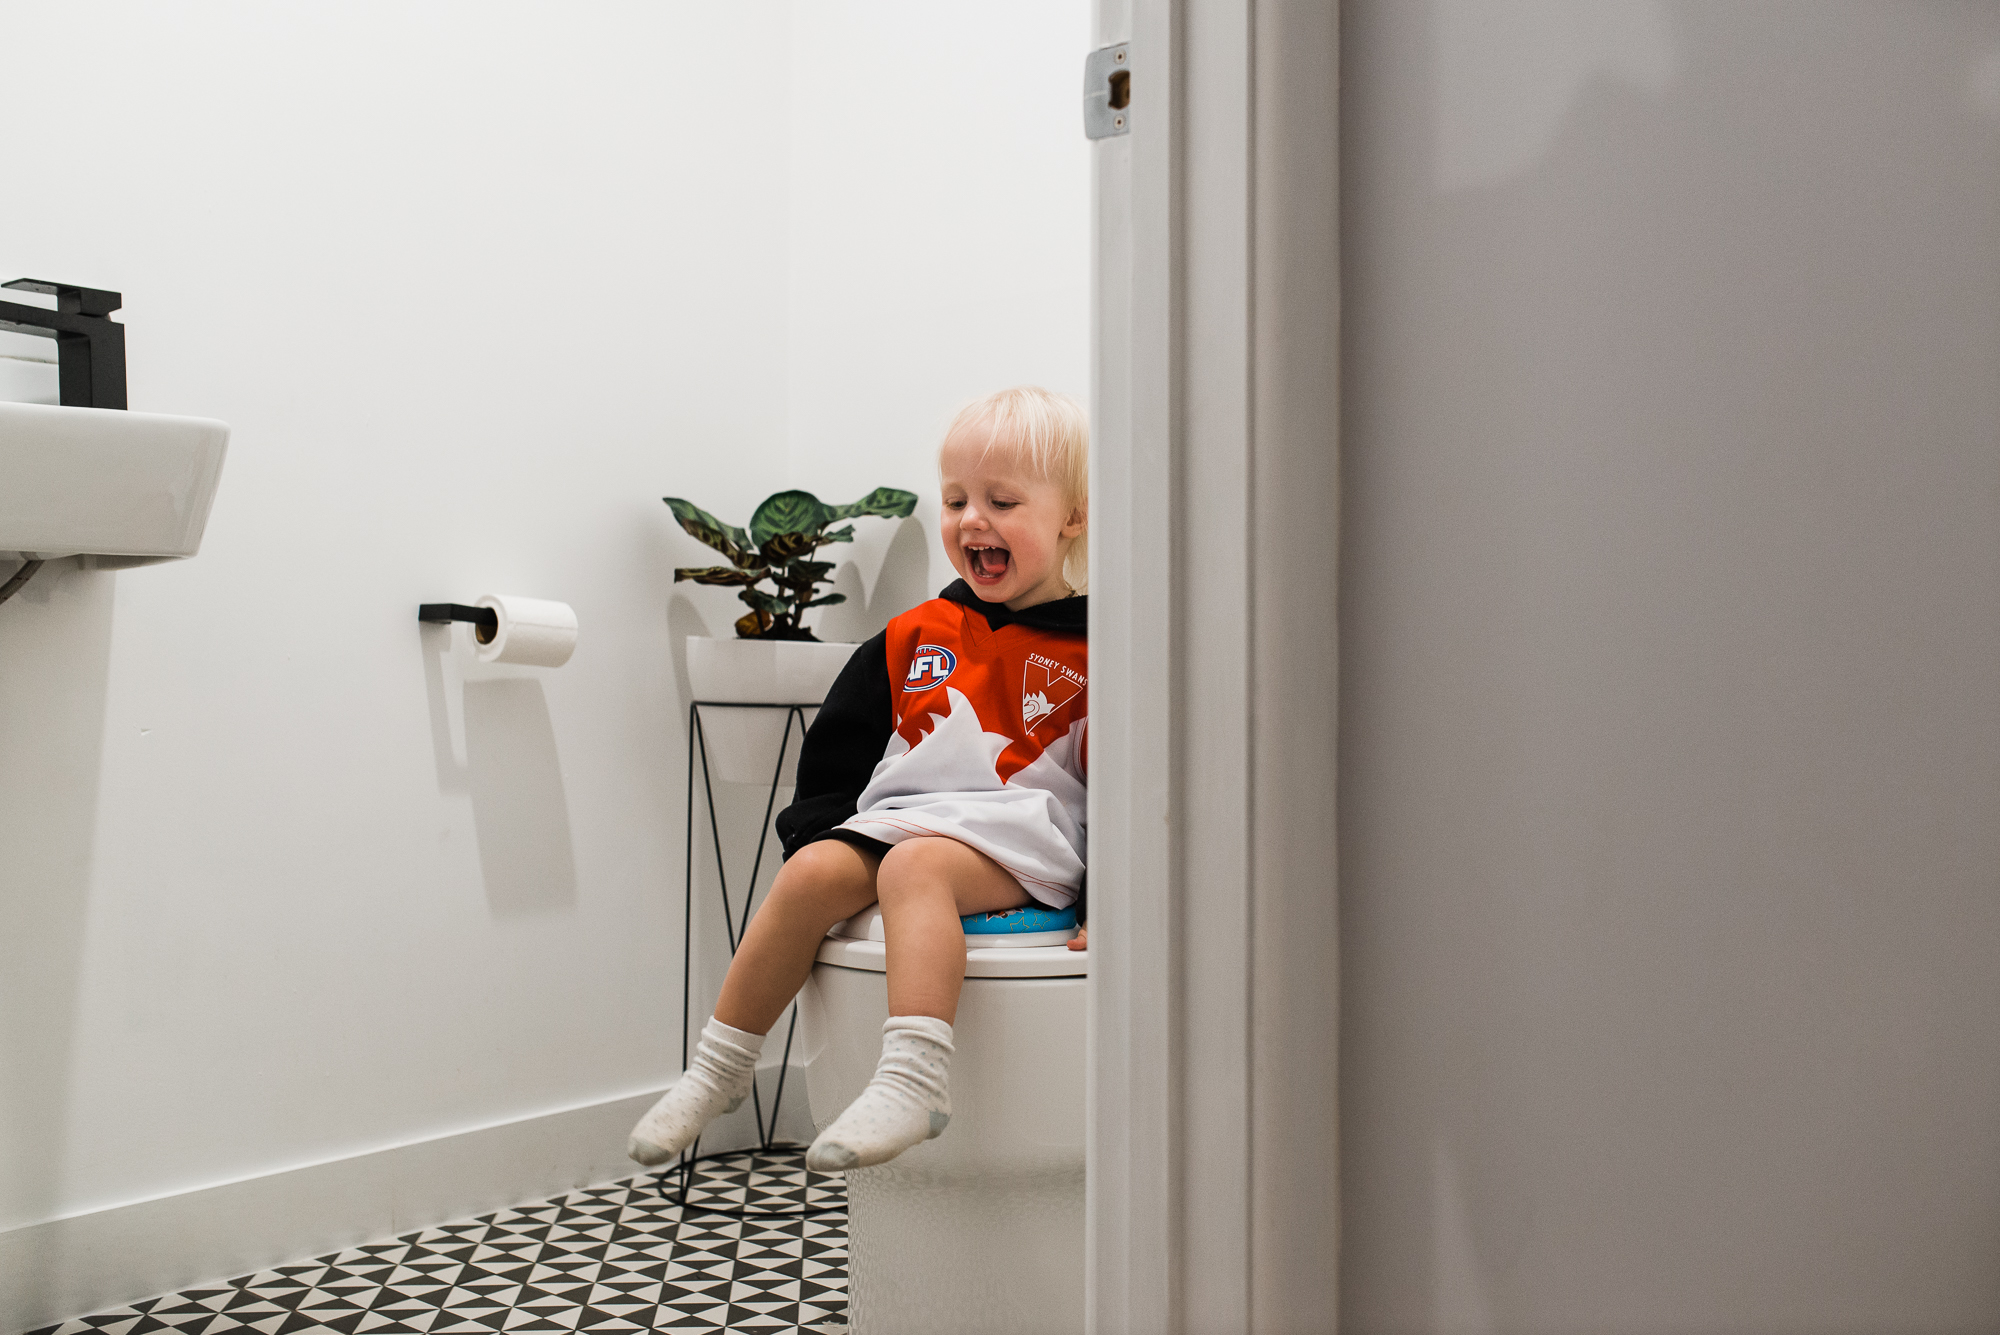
[945,499,966,510]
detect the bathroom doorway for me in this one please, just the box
[1082,2,1343,1330]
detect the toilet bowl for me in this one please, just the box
[798,905,1086,1335]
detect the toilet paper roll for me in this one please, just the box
[474,594,578,667]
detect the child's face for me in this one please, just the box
[938,433,1086,610]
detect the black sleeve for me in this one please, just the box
[775,632,893,858]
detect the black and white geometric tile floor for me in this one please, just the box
[31,1149,848,1335]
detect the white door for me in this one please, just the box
[1342,2,2000,1328]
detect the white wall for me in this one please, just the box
[783,2,1092,634]
[0,1,1085,1322]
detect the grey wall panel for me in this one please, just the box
[1340,2,2000,1330]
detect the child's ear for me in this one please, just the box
[1062,503,1088,539]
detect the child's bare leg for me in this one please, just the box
[876,836,1033,1023]
[806,837,1032,1171]
[629,839,879,1165]
[715,838,882,1034]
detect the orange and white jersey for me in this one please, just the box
[776,582,1088,909]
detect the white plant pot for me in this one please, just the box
[685,636,858,785]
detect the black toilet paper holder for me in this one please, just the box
[418,603,498,639]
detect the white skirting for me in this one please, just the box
[0,1088,670,1335]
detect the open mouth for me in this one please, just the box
[966,544,1012,581]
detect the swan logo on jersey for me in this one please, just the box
[1023,653,1086,734]
[904,644,957,690]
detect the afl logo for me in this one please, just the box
[904,644,956,690]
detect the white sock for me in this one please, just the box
[805,1015,953,1172]
[627,1017,765,1166]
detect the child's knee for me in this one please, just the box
[877,837,980,898]
[784,838,851,879]
[877,836,948,881]
[772,839,876,916]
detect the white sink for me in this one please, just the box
[0,400,229,566]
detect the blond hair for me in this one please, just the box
[941,386,1090,592]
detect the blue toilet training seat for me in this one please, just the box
[961,904,1079,947]
[827,903,1083,955]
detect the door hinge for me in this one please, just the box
[1083,43,1131,140]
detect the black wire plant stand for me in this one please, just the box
[666,699,846,1219]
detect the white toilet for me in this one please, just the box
[797,905,1087,1335]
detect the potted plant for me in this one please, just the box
[665,486,917,782]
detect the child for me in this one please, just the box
[630,386,1090,1173]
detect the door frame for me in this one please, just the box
[1086,2,1343,1331]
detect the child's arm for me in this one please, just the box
[774,632,894,858]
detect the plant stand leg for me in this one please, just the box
[677,702,813,1198]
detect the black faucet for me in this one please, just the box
[0,278,126,409]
